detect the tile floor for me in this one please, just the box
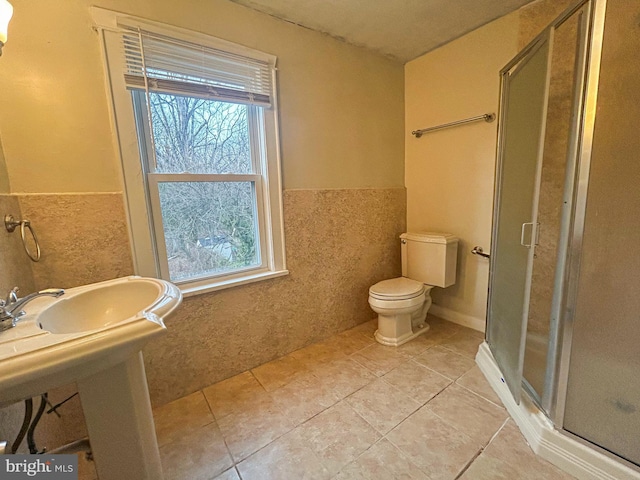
[78,316,574,479]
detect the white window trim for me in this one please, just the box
[91,7,287,296]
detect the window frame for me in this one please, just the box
[92,7,288,296]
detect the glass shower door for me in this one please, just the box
[487,36,550,403]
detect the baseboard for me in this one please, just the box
[429,304,485,333]
[476,342,640,480]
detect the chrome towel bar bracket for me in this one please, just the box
[471,246,490,259]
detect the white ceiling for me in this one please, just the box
[229,0,536,63]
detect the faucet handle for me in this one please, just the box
[6,287,19,305]
[2,287,19,307]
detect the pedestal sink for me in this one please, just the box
[0,276,182,480]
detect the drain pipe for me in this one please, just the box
[11,398,33,453]
[27,395,48,454]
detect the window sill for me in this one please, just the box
[179,269,289,298]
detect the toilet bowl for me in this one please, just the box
[368,278,434,346]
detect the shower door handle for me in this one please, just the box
[520,222,540,248]
[521,222,534,248]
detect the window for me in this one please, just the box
[93,8,287,294]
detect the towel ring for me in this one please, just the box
[4,214,42,262]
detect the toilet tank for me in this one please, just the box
[400,232,458,288]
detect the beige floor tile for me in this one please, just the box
[426,384,508,445]
[153,391,215,447]
[325,327,376,355]
[335,438,430,480]
[160,422,233,480]
[270,373,340,426]
[298,401,381,475]
[236,429,331,480]
[382,359,452,405]
[460,420,575,480]
[386,407,481,480]
[413,345,476,380]
[351,319,378,336]
[251,353,308,392]
[425,315,461,336]
[396,331,440,356]
[213,468,241,480]
[216,398,294,462]
[312,357,377,399]
[203,371,271,421]
[439,328,485,359]
[346,378,422,434]
[351,343,413,377]
[290,340,349,371]
[419,328,464,347]
[458,454,522,480]
[456,365,503,407]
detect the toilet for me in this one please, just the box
[369,232,458,346]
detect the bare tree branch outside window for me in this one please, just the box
[147,93,259,281]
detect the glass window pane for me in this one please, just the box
[148,93,252,174]
[157,181,260,282]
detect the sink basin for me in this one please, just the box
[38,277,175,334]
[0,276,181,407]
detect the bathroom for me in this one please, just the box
[0,0,638,479]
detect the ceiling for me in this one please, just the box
[229,0,536,63]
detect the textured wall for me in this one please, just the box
[517,0,575,49]
[17,194,134,290]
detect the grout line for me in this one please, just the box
[204,393,236,471]
[247,368,273,392]
[453,417,510,479]
[233,465,243,479]
[454,447,484,479]
[380,380,452,435]
[199,388,216,418]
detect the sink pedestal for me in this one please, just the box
[77,353,163,480]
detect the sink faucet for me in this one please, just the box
[0,287,65,332]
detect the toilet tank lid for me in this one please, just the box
[401,232,458,244]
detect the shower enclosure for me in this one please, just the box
[486,0,640,473]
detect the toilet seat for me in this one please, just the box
[369,277,425,301]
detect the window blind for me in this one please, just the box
[121,28,274,106]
